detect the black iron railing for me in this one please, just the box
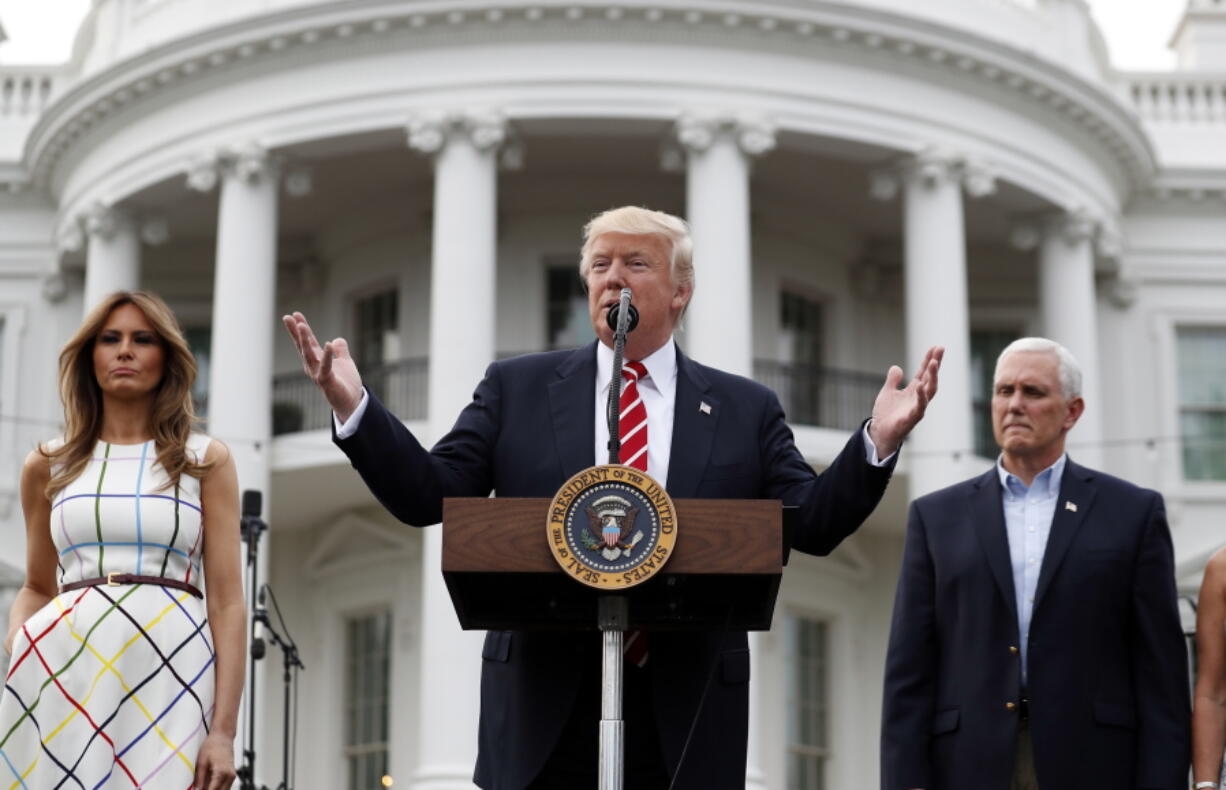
[753,361,883,432]
[270,358,428,435]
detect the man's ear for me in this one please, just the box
[672,282,693,311]
[1064,396,1085,430]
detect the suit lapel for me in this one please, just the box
[970,469,1020,632]
[666,348,717,497]
[1033,460,1095,613]
[548,343,598,478]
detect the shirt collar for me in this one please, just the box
[996,453,1067,499]
[596,338,678,400]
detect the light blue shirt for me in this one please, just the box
[997,453,1067,686]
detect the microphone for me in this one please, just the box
[241,490,261,518]
[606,289,639,333]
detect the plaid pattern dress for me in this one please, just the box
[1,434,215,789]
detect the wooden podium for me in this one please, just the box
[441,497,791,632]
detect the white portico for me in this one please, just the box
[1,1,1224,788]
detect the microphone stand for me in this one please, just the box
[599,287,636,790]
[237,491,267,790]
[256,585,305,790]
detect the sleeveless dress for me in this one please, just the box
[0,435,215,789]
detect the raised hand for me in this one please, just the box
[282,311,364,423]
[868,345,944,459]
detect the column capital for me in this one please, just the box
[407,109,510,156]
[186,153,221,193]
[674,112,777,157]
[84,202,132,240]
[1010,209,1100,251]
[283,165,314,198]
[870,149,996,201]
[226,142,281,185]
[141,215,171,246]
[57,218,85,254]
[186,144,281,192]
[42,271,70,303]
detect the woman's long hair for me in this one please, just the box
[42,290,212,499]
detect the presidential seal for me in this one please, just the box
[546,464,678,590]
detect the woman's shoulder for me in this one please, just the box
[1207,546,1226,580]
[187,431,221,461]
[40,436,67,453]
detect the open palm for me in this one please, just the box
[868,345,944,459]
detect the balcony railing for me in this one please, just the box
[271,357,428,435]
[1126,75,1226,124]
[752,361,883,433]
[269,356,880,436]
[0,69,66,118]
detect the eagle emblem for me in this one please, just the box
[583,495,644,560]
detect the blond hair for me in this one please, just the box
[579,206,695,296]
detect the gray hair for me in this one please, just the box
[995,337,1082,399]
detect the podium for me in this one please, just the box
[441,495,791,787]
[441,497,790,632]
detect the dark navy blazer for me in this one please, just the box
[336,341,896,789]
[881,460,1190,790]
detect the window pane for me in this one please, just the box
[1177,328,1226,480]
[547,265,595,350]
[344,610,392,789]
[970,329,1019,458]
[1178,328,1226,406]
[788,617,829,790]
[353,290,400,369]
[1182,411,1226,481]
[778,292,825,425]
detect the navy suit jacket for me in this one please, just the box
[881,460,1190,790]
[336,341,896,789]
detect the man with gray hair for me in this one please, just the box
[881,337,1190,790]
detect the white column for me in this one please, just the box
[676,114,775,375]
[197,143,279,783]
[873,151,994,498]
[1038,211,1103,468]
[82,204,140,313]
[675,113,774,788]
[407,110,505,790]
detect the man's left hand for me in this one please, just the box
[868,345,944,459]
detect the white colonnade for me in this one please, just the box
[407,109,506,790]
[82,205,140,313]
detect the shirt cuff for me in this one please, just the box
[862,422,896,467]
[333,389,370,440]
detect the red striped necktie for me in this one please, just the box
[619,361,649,473]
[619,360,650,667]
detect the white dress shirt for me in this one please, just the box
[594,337,678,481]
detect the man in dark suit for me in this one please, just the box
[881,337,1190,790]
[285,206,943,789]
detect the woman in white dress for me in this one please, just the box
[1,291,243,789]
[1194,546,1226,789]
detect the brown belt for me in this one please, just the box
[61,572,203,599]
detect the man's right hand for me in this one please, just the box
[282,311,364,423]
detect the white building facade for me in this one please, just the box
[0,0,1224,787]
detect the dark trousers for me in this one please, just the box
[528,651,669,789]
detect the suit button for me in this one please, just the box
[1005,702,1017,711]
[1009,646,1019,655]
